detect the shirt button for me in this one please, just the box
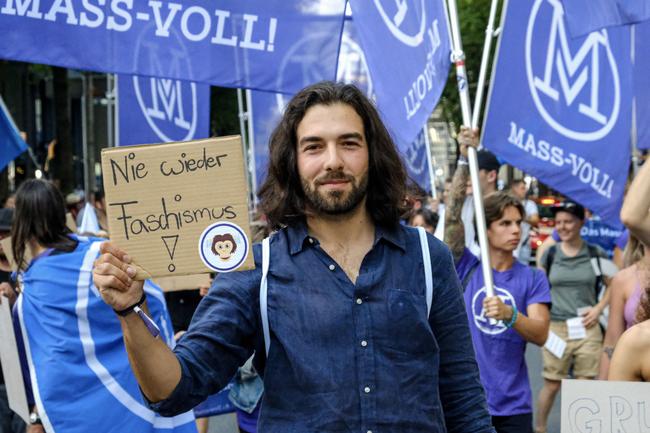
[328,264,335,271]
[356,298,363,305]
[364,386,371,394]
[361,340,368,347]
[308,238,314,244]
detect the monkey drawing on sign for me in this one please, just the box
[211,233,237,260]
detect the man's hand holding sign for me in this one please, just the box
[93,136,254,402]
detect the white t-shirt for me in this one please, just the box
[514,199,539,263]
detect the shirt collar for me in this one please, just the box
[286,220,406,255]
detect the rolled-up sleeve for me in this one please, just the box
[149,246,262,416]
[427,239,494,433]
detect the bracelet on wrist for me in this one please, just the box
[457,156,468,166]
[113,291,146,317]
[504,305,518,328]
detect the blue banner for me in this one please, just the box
[348,0,450,145]
[117,74,210,146]
[17,237,196,433]
[0,1,345,94]
[561,0,650,37]
[635,22,650,150]
[0,96,28,172]
[482,0,632,228]
[250,17,433,192]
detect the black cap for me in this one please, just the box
[477,149,501,172]
[0,208,13,232]
[551,201,585,220]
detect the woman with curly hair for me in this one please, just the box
[608,160,650,382]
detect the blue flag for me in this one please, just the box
[561,0,650,37]
[0,1,345,94]
[482,0,632,228]
[250,16,433,193]
[0,96,28,171]
[348,0,450,145]
[17,237,197,433]
[117,75,210,146]
[635,22,650,150]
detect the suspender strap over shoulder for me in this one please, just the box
[417,227,434,318]
[260,237,271,357]
[259,229,435,358]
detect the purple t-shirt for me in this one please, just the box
[455,249,551,416]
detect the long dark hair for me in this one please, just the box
[258,81,408,229]
[11,179,76,270]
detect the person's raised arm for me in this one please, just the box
[621,160,650,246]
[93,242,181,402]
[444,127,477,261]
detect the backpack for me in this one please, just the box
[544,243,604,298]
[258,227,434,357]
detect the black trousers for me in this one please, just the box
[492,413,533,433]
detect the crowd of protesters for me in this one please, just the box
[1,81,649,433]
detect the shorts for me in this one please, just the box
[542,320,602,381]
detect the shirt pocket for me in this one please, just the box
[381,288,439,355]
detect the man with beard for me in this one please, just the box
[92,82,494,433]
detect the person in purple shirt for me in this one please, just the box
[445,129,551,433]
[92,82,494,433]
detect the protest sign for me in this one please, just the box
[153,274,211,293]
[482,0,632,228]
[561,379,650,432]
[0,296,29,423]
[101,136,254,279]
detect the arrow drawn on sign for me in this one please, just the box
[162,235,179,260]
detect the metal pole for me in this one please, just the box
[446,0,495,299]
[471,0,501,129]
[81,73,90,199]
[107,74,114,148]
[236,88,254,208]
[114,75,120,147]
[631,25,640,176]
[422,125,438,199]
[246,89,258,206]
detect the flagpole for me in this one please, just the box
[446,0,496,299]
[245,89,258,207]
[237,88,254,208]
[471,0,500,128]
[422,124,438,199]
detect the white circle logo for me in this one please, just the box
[373,0,426,47]
[198,222,249,273]
[471,286,517,335]
[525,0,620,142]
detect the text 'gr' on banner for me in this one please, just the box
[0,0,346,94]
[349,0,451,146]
[117,74,211,146]
[101,136,254,279]
[482,0,633,228]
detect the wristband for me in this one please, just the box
[504,305,518,328]
[457,156,468,166]
[113,291,146,316]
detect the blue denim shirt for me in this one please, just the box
[150,223,494,433]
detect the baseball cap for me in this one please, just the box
[477,149,501,172]
[551,201,585,220]
[0,208,13,231]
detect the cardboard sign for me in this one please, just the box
[152,274,211,293]
[0,296,29,423]
[561,379,650,432]
[101,136,254,279]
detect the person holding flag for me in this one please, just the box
[445,130,551,433]
[11,179,197,433]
